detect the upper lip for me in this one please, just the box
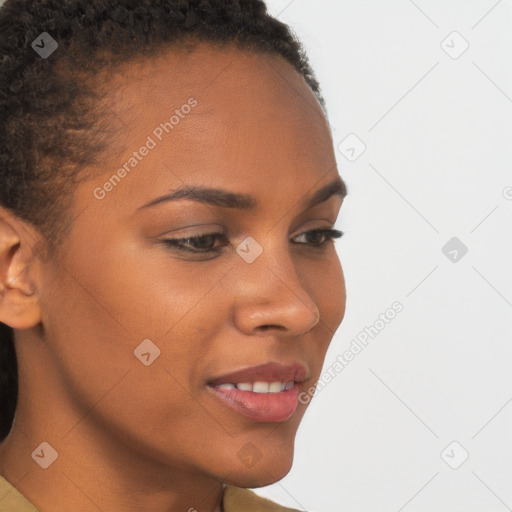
[208,362,307,386]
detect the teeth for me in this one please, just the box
[252,381,269,393]
[217,383,235,390]
[269,382,282,393]
[215,381,295,393]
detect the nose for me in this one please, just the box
[230,241,321,337]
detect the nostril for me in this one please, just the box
[258,325,284,331]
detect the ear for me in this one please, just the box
[0,206,42,329]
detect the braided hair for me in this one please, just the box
[0,0,326,441]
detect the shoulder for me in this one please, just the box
[222,485,303,512]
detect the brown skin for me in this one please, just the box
[0,44,346,512]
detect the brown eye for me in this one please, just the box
[293,228,343,247]
[162,233,227,253]
[160,228,343,258]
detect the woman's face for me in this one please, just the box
[34,44,346,487]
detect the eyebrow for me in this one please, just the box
[138,176,347,211]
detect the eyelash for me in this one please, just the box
[161,228,344,255]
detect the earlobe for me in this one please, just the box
[0,208,42,330]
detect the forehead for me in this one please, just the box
[107,42,324,119]
[86,43,338,211]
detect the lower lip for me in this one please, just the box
[207,384,300,422]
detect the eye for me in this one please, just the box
[161,233,227,254]
[292,228,343,246]
[160,228,344,255]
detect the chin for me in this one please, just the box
[224,453,294,488]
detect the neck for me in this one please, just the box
[0,420,225,512]
[0,331,224,512]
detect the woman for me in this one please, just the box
[0,0,348,510]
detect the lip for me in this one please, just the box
[206,362,308,423]
[207,362,307,386]
[207,384,301,422]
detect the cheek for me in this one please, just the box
[303,252,346,334]
[325,256,346,328]
[42,238,231,394]
[300,254,346,372]
[39,254,234,468]
[51,234,232,340]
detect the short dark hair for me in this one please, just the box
[0,0,326,441]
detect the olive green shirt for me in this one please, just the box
[0,474,302,511]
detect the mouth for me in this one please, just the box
[206,362,307,423]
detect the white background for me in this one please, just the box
[254,1,512,511]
